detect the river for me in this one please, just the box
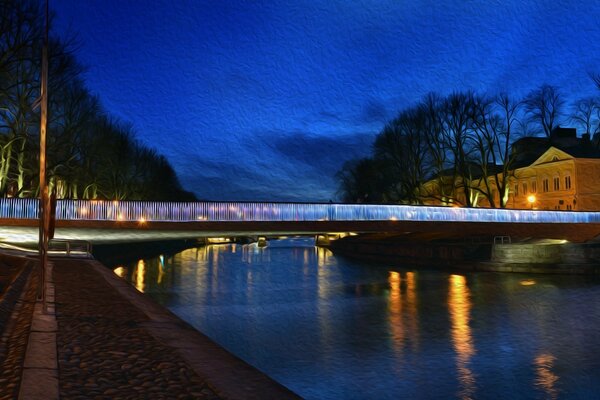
[110,238,600,399]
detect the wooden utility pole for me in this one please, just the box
[38,0,49,309]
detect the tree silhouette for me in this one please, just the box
[0,0,195,201]
[524,84,564,138]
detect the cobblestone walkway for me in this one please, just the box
[0,257,36,399]
[54,259,220,400]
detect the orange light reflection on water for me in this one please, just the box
[113,266,126,278]
[535,353,559,399]
[157,255,165,285]
[133,259,146,292]
[317,246,332,268]
[405,272,418,350]
[388,272,403,352]
[448,274,476,399]
[387,271,419,356]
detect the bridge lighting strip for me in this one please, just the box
[0,198,600,223]
[0,198,599,224]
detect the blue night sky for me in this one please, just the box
[51,0,600,201]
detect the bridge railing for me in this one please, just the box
[1,198,600,224]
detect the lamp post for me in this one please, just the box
[37,0,50,311]
[527,194,536,210]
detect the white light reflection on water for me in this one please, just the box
[111,239,600,400]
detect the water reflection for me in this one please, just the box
[316,246,335,350]
[535,353,559,399]
[109,240,600,400]
[316,246,333,267]
[448,275,476,399]
[157,255,165,284]
[405,272,418,351]
[113,265,126,278]
[134,259,146,292]
[242,243,271,264]
[388,272,403,353]
[387,271,419,355]
[316,247,334,300]
[195,246,209,261]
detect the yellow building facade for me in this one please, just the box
[508,146,600,211]
[421,144,600,211]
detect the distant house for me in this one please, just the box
[421,127,600,211]
[508,128,600,211]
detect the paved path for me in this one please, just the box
[0,256,36,399]
[0,254,301,399]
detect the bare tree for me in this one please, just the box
[439,91,479,207]
[524,84,564,137]
[591,72,600,91]
[0,0,43,196]
[570,97,600,137]
[470,93,523,207]
[0,0,194,201]
[373,106,428,204]
[48,79,100,198]
[336,158,385,203]
[418,93,456,205]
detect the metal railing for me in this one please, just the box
[494,236,512,245]
[1,198,600,224]
[48,239,93,258]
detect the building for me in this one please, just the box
[509,129,600,210]
[422,128,600,211]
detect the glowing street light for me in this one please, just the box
[527,195,536,209]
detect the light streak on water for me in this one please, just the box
[1,198,600,224]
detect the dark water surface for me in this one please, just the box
[111,238,600,399]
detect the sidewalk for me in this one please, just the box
[0,256,37,399]
[2,254,301,400]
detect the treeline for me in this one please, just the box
[0,0,196,201]
[337,79,600,207]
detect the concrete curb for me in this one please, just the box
[18,263,59,400]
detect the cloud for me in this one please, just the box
[177,129,374,201]
[360,99,389,124]
[268,130,372,168]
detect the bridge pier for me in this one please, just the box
[315,234,330,246]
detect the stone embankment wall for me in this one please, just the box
[327,236,491,268]
[484,242,600,274]
[327,235,600,274]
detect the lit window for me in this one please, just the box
[543,179,549,192]
[553,177,560,191]
[565,175,571,189]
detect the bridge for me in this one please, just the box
[1,198,600,244]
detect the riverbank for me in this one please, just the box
[92,239,202,266]
[327,233,600,274]
[0,252,300,399]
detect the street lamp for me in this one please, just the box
[527,194,536,209]
[36,0,50,310]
